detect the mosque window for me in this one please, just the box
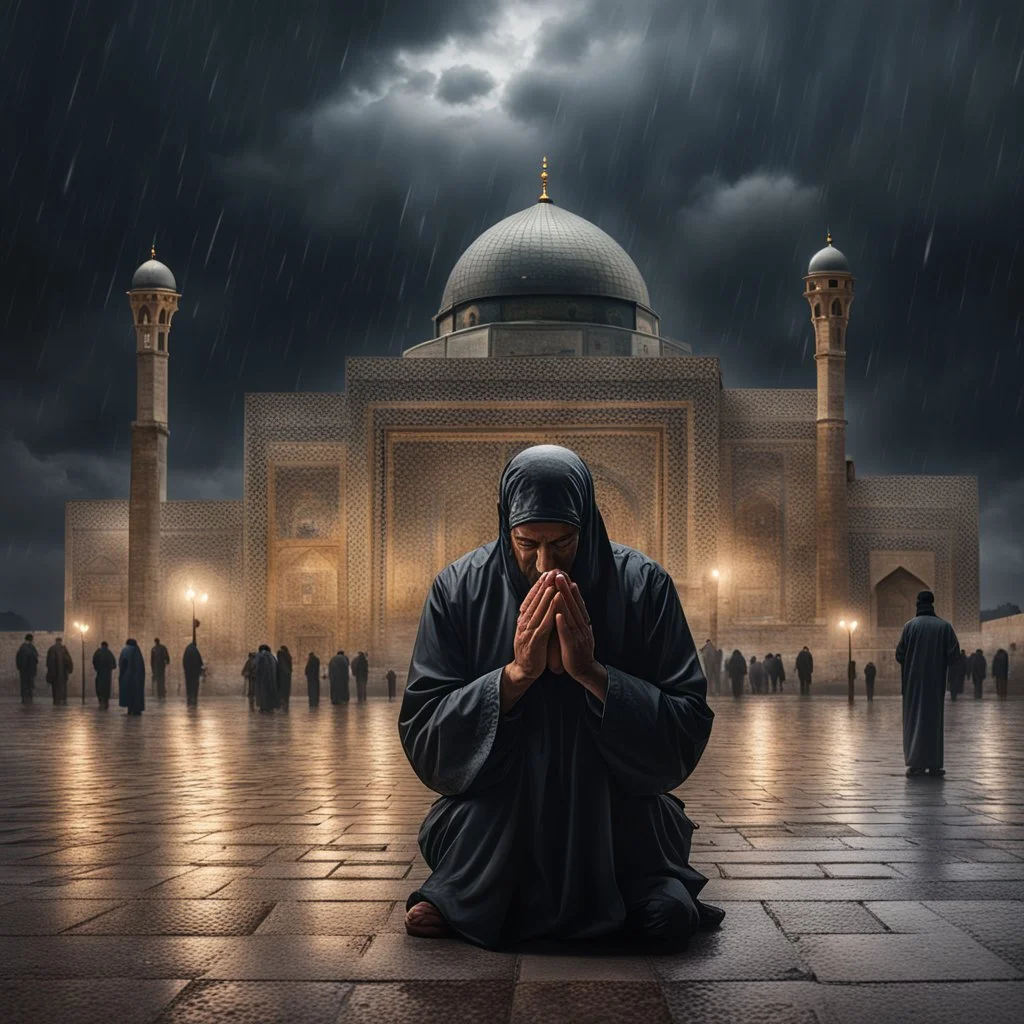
[807,280,815,290]
[158,309,167,324]
[139,306,151,325]
[814,303,821,318]
[157,332,166,351]
[828,279,838,288]
[142,332,151,350]
[467,311,478,327]
[831,299,842,316]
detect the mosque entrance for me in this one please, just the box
[875,566,930,629]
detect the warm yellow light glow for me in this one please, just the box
[73,621,88,635]
[200,593,208,604]
[710,568,720,579]
[850,620,858,633]
[838,619,846,629]
[185,588,195,601]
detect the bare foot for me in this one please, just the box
[405,900,452,938]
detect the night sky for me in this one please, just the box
[1,0,1022,628]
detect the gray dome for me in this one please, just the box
[808,243,850,274]
[439,202,650,312]
[131,258,176,291]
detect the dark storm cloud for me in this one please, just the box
[1,0,1022,626]
[435,65,496,105]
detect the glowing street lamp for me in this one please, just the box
[185,587,209,645]
[839,619,858,702]
[72,620,89,704]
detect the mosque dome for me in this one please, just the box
[438,199,651,314]
[131,251,177,291]
[808,235,851,274]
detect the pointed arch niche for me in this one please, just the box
[869,551,936,630]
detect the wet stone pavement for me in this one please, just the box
[0,692,1022,1023]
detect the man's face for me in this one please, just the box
[510,520,580,584]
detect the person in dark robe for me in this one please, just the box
[242,652,257,710]
[183,642,204,707]
[847,659,857,703]
[970,648,987,699]
[386,668,397,701]
[398,444,721,949]
[992,648,1009,700]
[352,651,369,701]
[150,638,170,700]
[305,652,321,707]
[252,645,279,712]
[329,650,350,704]
[92,641,116,708]
[45,638,73,705]
[896,590,959,777]
[947,649,967,701]
[748,655,766,694]
[15,633,38,705]
[863,661,877,702]
[700,639,719,695]
[118,638,146,715]
[796,646,814,695]
[765,653,779,692]
[775,654,786,691]
[726,649,747,698]
[276,645,293,710]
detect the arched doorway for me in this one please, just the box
[875,567,929,628]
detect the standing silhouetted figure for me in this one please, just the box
[253,645,279,712]
[386,668,397,701]
[305,652,321,707]
[15,633,38,705]
[329,650,350,704]
[775,654,786,691]
[947,648,967,701]
[276,645,292,710]
[92,641,116,709]
[352,651,369,702]
[847,659,857,703]
[796,646,814,695]
[183,642,204,707]
[992,648,1009,701]
[765,653,779,693]
[700,639,720,695]
[970,649,986,699]
[242,652,257,710]
[150,638,170,700]
[748,656,766,694]
[118,639,146,716]
[46,638,73,705]
[896,590,958,777]
[864,661,877,702]
[726,649,747,698]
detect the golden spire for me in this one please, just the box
[538,155,551,203]
[150,242,157,260]
[826,229,833,246]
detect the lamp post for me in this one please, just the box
[72,621,89,704]
[185,587,208,645]
[839,618,858,702]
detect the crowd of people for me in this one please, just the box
[13,633,401,714]
[696,637,1013,702]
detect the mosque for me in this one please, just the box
[62,161,980,690]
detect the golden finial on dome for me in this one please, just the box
[150,242,157,260]
[539,155,552,203]
[826,229,833,246]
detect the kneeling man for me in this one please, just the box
[398,444,722,949]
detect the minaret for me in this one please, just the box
[126,247,179,643]
[804,232,853,624]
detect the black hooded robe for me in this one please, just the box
[118,641,146,714]
[896,601,959,770]
[329,654,350,704]
[182,643,204,705]
[16,641,38,703]
[305,655,321,706]
[276,647,293,708]
[92,646,116,703]
[726,651,747,699]
[254,649,279,711]
[398,444,717,951]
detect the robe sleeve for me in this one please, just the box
[944,624,960,667]
[583,567,714,795]
[398,573,523,797]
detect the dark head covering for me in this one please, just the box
[496,444,623,662]
[916,590,936,616]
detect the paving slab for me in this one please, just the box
[153,980,352,1023]
[0,978,189,1024]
